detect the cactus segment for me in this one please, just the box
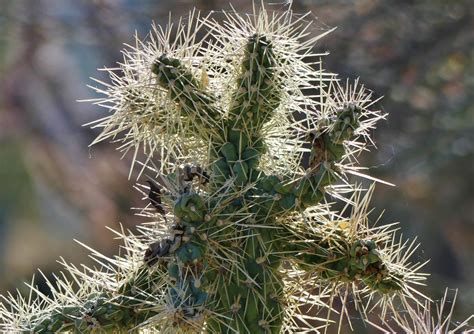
[31,269,166,333]
[228,34,279,133]
[278,223,404,295]
[152,55,223,138]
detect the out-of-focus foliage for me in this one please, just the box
[0,0,472,325]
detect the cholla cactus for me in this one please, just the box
[0,4,471,334]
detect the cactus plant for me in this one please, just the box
[0,4,471,334]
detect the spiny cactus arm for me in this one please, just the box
[278,225,403,294]
[207,33,280,191]
[18,189,211,334]
[10,186,202,332]
[272,186,427,306]
[149,191,210,330]
[305,102,364,177]
[22,266,166,333]
[252,103,363,215]
[226,34,279,134]
[152,54,224,141]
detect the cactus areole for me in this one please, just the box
[0,5,431,334]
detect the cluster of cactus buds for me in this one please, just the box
[2,4,470,334]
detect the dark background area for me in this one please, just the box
[0,0,472,329]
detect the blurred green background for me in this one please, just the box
[0,0,472,329]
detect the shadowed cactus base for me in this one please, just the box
[1,4,471,334]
